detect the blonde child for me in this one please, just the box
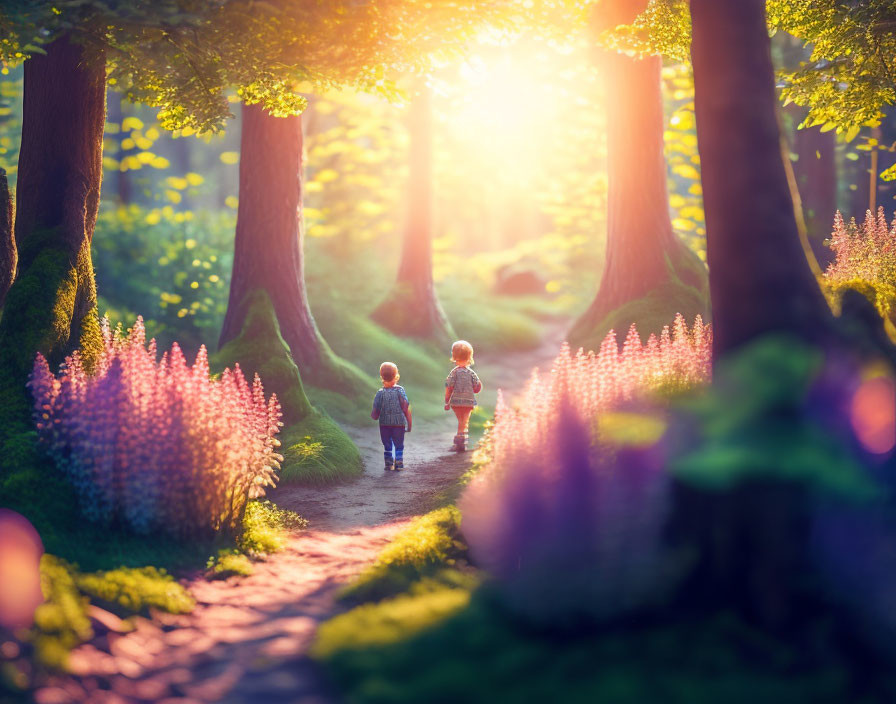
[444,340,482,452]
[371,362,412,470]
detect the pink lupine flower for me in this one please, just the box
[478,315,711,471]
[825,208,896,298]
[28,317,283,541]
[460,315,712,623]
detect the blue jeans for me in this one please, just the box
[380,425,405,463]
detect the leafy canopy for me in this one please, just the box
[0,0,587,133]
[599,0,896,134]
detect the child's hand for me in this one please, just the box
[444,404,450,411]
[406,424,412,433]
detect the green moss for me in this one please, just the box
[206,549,254,578]
[341,507,468,603]
[75,565,195,616]
[314,592,880,704]
[571,277,708,354]
[569,245,709,353]
[313,584,473,661]
[370,282,456,348]
[440,285,542,354]
[671,335,878,500]
[29,556,92,672]
[0,228,103,449]
[278,410,362,482]
[214,289,314,424]
[213,290,362,483]
[25,556,196,672]
[239,499,308,554]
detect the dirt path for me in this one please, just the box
[34,320,566,704]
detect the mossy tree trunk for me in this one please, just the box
[371,84,454,346]
[690,0,831,357]
[668,0,839,635]
[0,168,14,308]
[220,103,356,389]
[569,0,707,348]
[0,34,104,391]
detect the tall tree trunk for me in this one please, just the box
[173,135,192,210]
[371,84,453,344]
[569,0,707,348]
[0,34,105,388]
[106,91,133,205]
[793,124,837,267]
[673,0,837,633]
[690,0,830,357]
[219,103,333,375]
[0,168,14,308]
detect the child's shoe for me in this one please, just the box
[384,459,394,470]
[453,434,466,452]
[394,459,404,470]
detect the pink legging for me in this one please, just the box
[452,406,473,435]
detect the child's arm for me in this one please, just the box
[371,390,381,421]
[472,370,483,394]
[444,369,455,410]
[399,388,412,432]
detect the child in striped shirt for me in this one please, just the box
[444,340,482,452]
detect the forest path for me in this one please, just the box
[34,320,567,704]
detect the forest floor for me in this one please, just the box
[32,322,566,704]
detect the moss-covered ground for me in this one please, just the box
[314,588,892,704]
[314,499,895,704]
[339,506,469,604]
[568,247,709,354]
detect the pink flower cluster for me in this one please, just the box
[486,314,712,470]
[826,208,896,290]
[459,315,710,622]
[28,318,283,541]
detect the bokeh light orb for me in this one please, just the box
[850,375,896,455]
[0,509,44,630]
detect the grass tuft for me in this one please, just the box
[341,507,468,603]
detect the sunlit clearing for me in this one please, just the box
[427,34,602,276]
[0,509,44,630]
[851,375,896,455]
[447,47,567,172]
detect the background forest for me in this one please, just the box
[1,0,896,701]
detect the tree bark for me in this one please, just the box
[690,0,831,356]
[570,0,706,345]
[793,124,837,267]
[371,84,454,344]
[0,34,105,381]
[219,103,330,374]
[0,168,14,308]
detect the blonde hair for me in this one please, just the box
[379,362,399,382]
[451,340,474,365]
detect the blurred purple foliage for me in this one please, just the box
[460,402,673,625]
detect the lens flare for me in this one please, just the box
[850,375,896,455]
[0,509,44,630]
